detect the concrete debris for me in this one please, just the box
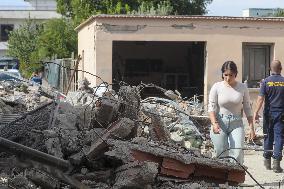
[0,99,14,114]
[113,161,158,189]
[8,175,37,189]
[118,86,141,120]
[0,81,248,188]
[26,169,60,189]
[94,96,120,128]
[87,117,136,159]
[0,83,53,112]
[141,97,204,149]
[148,114,171,142]
[106,138,245,184]
[0,102,55,151]
[78,77,94,94]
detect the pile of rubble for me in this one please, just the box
[0,81,246,188]
[0,80,54,129]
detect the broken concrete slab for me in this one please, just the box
[141,97,204,149]
[74,169,112,183]
[106,138,245,184]
[113,161,158,189]
[148,115,171,142]
[118,86,140,120]
[94,96,120,128]
[0,102,55,151]
[87,118,136,159]
[45,137,63,158]
[26,169,60,189]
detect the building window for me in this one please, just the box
[243,43,272,88]
[0,24,14,41]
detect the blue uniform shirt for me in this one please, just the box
[260,74,284,112]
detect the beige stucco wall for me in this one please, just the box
[78,20,96,83]
[77,16,284,108]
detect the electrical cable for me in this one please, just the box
[43,60,205,125]
[217,147,274,159]
[44,61,120,98]
[140,99,206,133]
[8,59,268,188]
[43,61,106,85]
[219,156,265,189]
[42,60,211,152]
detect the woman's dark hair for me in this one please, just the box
[221,61,238,79]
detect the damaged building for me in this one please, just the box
[0,14,274,189]
[76,15,284,107]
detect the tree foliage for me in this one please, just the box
[37,18,77,59]
[7,19,42,77]
[7,18,77,77]
[132,1,173,16]
[56,0,212,24]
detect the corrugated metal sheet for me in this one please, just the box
[0,113,22,126]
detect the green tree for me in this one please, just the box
[37,18,77,59]
[7,18,77,77]
[57,0,134,25]
[56,0,212,24]
[7,19,42,77]
[132,1,173,16]
[138,0,212,15]
[168,0,212,15]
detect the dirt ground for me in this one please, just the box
[243,151,284,188]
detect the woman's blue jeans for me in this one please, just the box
[210,114,244,165]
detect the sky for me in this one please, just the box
[0,0,29,8]
[207,0,284,16]
[1,0,284,16]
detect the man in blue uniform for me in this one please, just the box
[254,60,284,173]
[30,71,42,85]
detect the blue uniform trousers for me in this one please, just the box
[263,111,284,160]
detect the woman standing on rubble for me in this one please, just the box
[208,61,255,165]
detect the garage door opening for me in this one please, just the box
[112,41,205,99]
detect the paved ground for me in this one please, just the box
[231,119,284,188]
[243,151,284,189]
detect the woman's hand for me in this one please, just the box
[212,123,221,134]
[253,112,260,124]
[247,116,256,140]
[248,127,256,140]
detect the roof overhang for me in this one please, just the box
[75,14,284,32]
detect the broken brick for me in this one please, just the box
[160,158,195,179]
[228,170,246,183]
[194,165,228,181]
[87,118,136,159]
[132,150,162,164]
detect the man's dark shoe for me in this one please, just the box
[264,158,271,170]
[273,159,283,173]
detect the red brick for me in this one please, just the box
[160,167,191,179]
[162,158,195,173]
[194,165,228,181]
[160,158,195,179]
[131,150,162,164]
[228,170,246,183]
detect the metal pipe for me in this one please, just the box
[0,136,71,171]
